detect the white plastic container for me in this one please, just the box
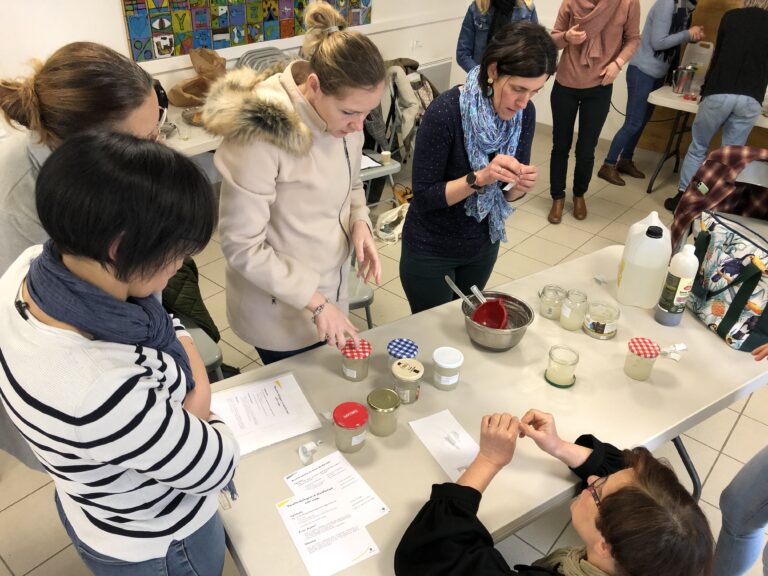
[655,245,699,326]
[617,212,672,309]
[432,346,464,391]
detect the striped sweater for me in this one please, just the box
[0,247,240,561]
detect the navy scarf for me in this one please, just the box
[26,241,194,390]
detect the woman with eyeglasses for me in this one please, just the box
[0,41,167,471]
[395,409,714,576]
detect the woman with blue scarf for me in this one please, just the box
[400,22,557,314]
[0,133,239,575]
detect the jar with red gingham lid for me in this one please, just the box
[340,338,372,382]
[332,402,369,453]
[624,337,661,381]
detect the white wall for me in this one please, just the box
[0,0,656,140]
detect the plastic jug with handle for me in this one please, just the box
[617,212,672,308]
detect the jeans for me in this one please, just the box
[678,93,763,191]
[399,242,500,314]
[713,444,768,576]
[550,81,613,199]
[605,66,664,165]
[256,341,324,365]
[55,492,226,576]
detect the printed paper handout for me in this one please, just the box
[210,372,321,455]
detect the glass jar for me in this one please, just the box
[624,337,661,381]
[544,345,578,388]
[539,284,566,320]
[559,289,588,331]
[391,358,424,404]
[332,402,368,453]
[583,301,620,340]
[340,338,372,382]
[387,338,419,367]
[366,388,400,437]
[432,346,464,391]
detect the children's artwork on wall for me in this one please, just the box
[122,0,372,61]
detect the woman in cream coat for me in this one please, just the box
[203,3,385,364]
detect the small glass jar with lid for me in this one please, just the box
[391,358,424,404]
[366,388,400,437]
[560,289,588,331]
[624,337,661,381]
[583,301,620,340]
[340,338,372,382]
[539,284,566,320]
[432,347,464,391]
[332,402,369,453]
[387,338,419,368]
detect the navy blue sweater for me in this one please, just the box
[402,86,535,258]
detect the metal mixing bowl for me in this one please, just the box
[461,291,534,351]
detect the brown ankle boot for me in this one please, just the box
[548,198,565,224]
[616,158,646,179]
[597,163,625,186]
[573,196,587,220]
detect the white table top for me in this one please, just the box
[164,106,402,183]
[214,246,768,576]
[648,86,768,129]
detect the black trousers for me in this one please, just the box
[549,81,613,199]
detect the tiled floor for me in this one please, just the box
[1,126,766,575]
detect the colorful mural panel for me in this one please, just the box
[123,0,372,61]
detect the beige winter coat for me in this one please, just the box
[204,61,371,351]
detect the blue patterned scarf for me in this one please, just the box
[26,241,194,391]
[460,66,522,244]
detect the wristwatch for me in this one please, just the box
[466,172,483,191]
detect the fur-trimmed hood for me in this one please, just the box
[201,64,312,155]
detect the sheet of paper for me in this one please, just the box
[285,451,389,526]
[360,154,382,169]
[210,372,321,455]
[276,486,379,576]
[409,409,479,482]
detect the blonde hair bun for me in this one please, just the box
[302,2,348,59]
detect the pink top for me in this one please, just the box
[551,0,641,89]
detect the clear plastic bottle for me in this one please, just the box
[617,219,672,309]
[655,245,699,326]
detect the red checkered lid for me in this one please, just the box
[341,338,372,359]
[333,402,369,429]
[628,337,661,359]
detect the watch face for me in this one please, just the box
[467,172,477,186]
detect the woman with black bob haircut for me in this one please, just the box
[399,22,557,314]
[0,132,240,575]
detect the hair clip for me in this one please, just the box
[325,25,340,33]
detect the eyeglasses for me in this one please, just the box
[586,476,608,508]
[150,107,168,143]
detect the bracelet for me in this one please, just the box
[311,297,329,324]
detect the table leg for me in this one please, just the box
[672,435,702,502]
[646,111,691,194]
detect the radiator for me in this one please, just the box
[418,57,453,93]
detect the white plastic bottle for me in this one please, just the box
[654,245,699,326]
[617,224,672,308]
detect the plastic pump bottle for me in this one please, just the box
[655,245,699,326]
[617,216,672,308]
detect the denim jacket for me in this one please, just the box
[456,2,539,73]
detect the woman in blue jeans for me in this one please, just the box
[713,342,768,576]
[665,0,768,212]
[597,0,702,187]
[456,0,538,74]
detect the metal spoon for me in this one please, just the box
[470,285,487,304]
[444,275,475,310]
